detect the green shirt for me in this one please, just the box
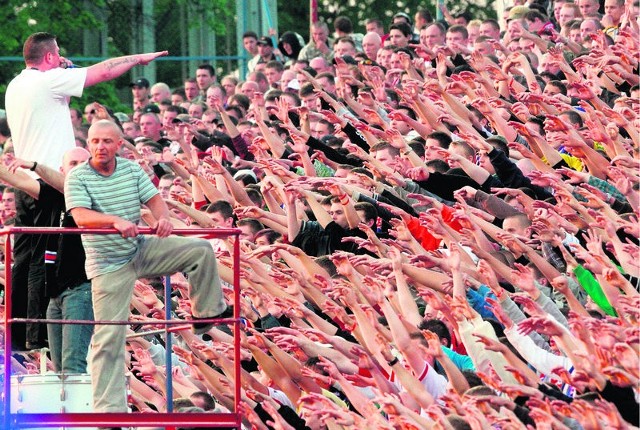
[573,265,617,316]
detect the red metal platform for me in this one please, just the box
[2,227,243,429]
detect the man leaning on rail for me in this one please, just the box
[65,120,231,418]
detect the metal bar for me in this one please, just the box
[3,233,13,430]
[0,55,249,62]
[0,227,242,429]
[1,227,239,236]
[164,275,173,413]
[10,317,237,325]
[11,412,239,427]
[233,233,242,426]
[3,226,242,428]
[126,325,192,339]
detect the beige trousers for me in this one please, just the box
[89,236,226,412]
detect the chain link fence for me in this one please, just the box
[0,0,253,112]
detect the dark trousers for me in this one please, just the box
[11,189,56,347]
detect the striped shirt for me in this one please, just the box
[65,157,158,278]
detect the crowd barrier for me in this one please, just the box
[1,227,242,429]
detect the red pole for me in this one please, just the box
[3,230,13,430]
[233,234,242,428]
[310,0,318,24]
[2,226,243,429]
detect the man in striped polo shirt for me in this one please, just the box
[65,120,229,415]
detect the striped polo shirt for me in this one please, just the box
[65,157,158,278]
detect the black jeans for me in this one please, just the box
[11,188,59,347]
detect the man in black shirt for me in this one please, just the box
[5,148,93,372]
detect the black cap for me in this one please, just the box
[130,77,150,88]
[257,36,274,47]
[141,104,160,114]
[393,12,412,25]
[333,55,358,66]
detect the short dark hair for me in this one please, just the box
[524,10,547,22]
[165,105,182,115]
[243,31,258,40]
[254,228,281,245]
[426,159,449,173]
[334,16,354,33]
[354,202,377,223]
[206,200,234,220]
[547,80,567,96]
[389,22,412,37]
[370,141,400,156]
[316,72,335,85]
[419,319,451,347]
[365,18,384,31]
[197,63,216,78]
[408,139,426,158]
[189,391,216,411]
[228,94,251,112]
[350,167,374,179]
[315,256,337,277]
[425,22,447,36]
[335,36,356,49]
[265,89,284,103]
[453,11,473,24]
[560,109,583,128]
[23,32,57,64]
[397,105,416,120]
[426,131,452,149]
[416,9,434,26]
[447,24,469,39]
[299,82,315,97]
[236,218,264,235]
[481,19,500,32]
[265,60,284,72]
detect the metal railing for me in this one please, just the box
[2,226,242,429]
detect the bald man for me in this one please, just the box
[362,31,382,60]
[1,147,92,373]
[65,120,229,413]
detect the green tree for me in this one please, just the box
[0,1,107,109]
[279,0,497,40]
[0,0,234,111]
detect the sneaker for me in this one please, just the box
[25,341,48,351]
[192,306,234,334]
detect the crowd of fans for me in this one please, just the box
[1,0,639,428]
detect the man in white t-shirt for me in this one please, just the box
[4,31,166,351]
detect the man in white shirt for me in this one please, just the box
[5,31,166,351]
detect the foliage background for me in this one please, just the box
[0,0,495,112]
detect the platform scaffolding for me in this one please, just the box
[2,226,243,429]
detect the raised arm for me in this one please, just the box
[85,51,168,88]
[0,162,41,198]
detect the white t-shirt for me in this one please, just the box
[389,358,449,400]
[5,67,87,175]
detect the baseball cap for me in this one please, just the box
[130,77,150,88]
[486,135,508,146]
[113,112,130,123]
[141,104,161,114]
[257,36,274,47]
[286,79,301,91]
[333,55,358,66]
[172,114,192,124]
[233,169,258,182]
[393,12,412,25]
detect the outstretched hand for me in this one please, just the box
[138,51,169,65]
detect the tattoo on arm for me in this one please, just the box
[105,57,137,70]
